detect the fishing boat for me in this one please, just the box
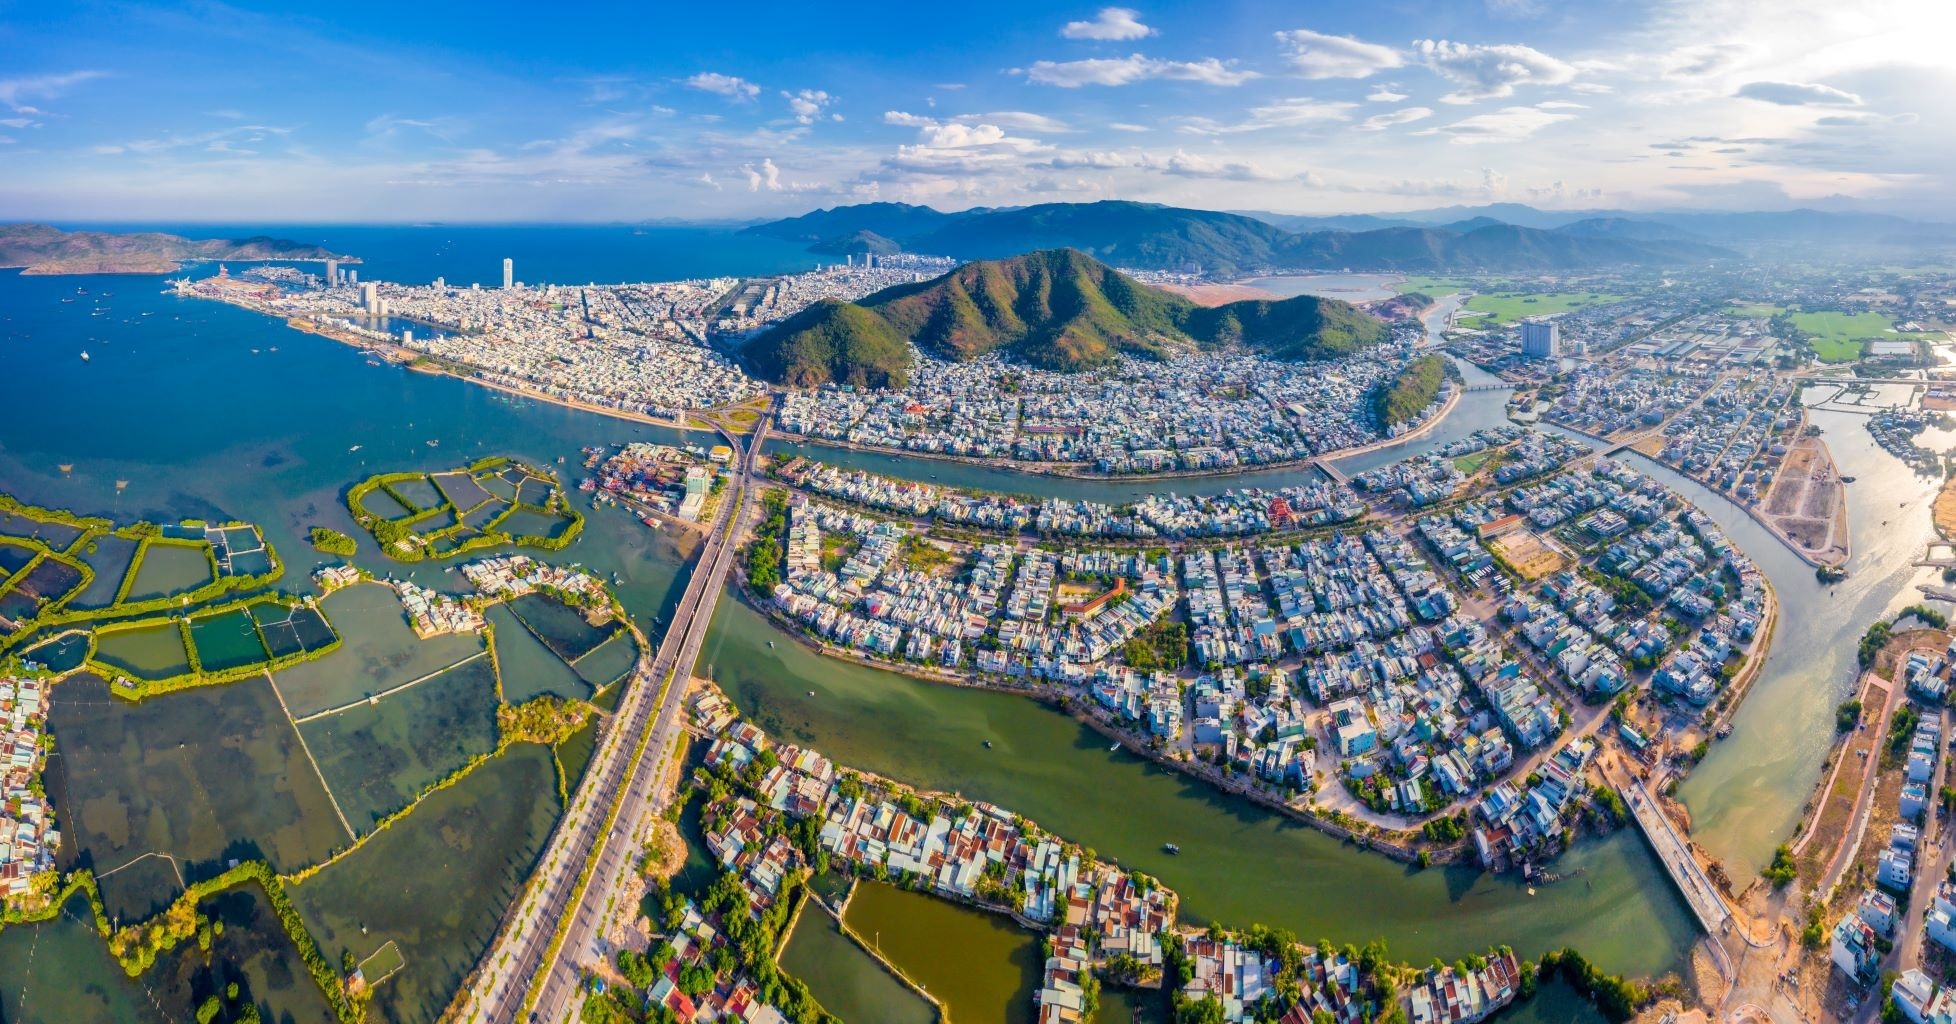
[1109,742,1120,752]
[983,740,993,749]
[767,640,775,648]
[348,445,363,453]
[80,350,90,362]
[1163,843,1180,855]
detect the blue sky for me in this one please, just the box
[1,0,1950,221]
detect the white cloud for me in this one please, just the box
[0,69,104,114]
[1274,29,1403,79]
[1358,106,1434,130]
[697,172,721,190]
[0,117,34,128]
[1061,7,1154,41]
[1177,99,1354,135]
[1022,54,1258,88]
[685,73,760,100]
[1734,81,1862,106]
[1155,148,1282,181]
[884,121,1052,177]
[1366,86,1409,102]
[1417,104,1575,143]
[742,158,781,191]
[951,111,1074,133]
[783,89,834,124]
[1108,122,1151,132]
[1414,40,1576,103]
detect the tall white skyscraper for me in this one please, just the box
[1520,319,1560,360]
[324,259,338,287]
[503,258,513,289]
[362,281,380,316]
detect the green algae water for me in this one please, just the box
[778,903,940,1024]
[840,881,1042,1024]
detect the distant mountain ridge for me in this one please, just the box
[0,223,351,275]
[745,200,1730,274]
[742,247,1388,388]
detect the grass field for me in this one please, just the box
[358,939,407,985]
[1452,451,1494,476]
[1455,291,1626,329]
[1788,310,1896,362]
[1725,303,1786,318]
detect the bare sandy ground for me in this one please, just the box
[1157,283,1283,306]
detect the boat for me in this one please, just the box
[768,640,775,648]
[1163,843,1180,855]
[805,690,815,697]
[983,740,993,749]
[1109,742,1120,752]
[1841,475,1856,483]
[79,350,90,362]
[348,445,363,453]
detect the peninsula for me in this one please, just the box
[0,223,352,275]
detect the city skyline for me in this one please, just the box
[2,0,1952,222]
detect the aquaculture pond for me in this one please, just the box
[0,891,159,1024]
[123,541,215,601]
[841,880,1042,1024]
[298,654,500,831]
[91,621,193,679]
[506,591,616,660]
[291,743,562,1024]
[0,510,85,547]
[487,602,589,703]
[187,606,272,671]
[45,673,348,923]
[271,584,481,717]
[777,904,938,1024]
[571,630,638,687]
[69,533,140,609]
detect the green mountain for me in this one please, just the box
[745,200,1731,273]
[744,298,911,389]
[808,229,901,256]
[0,223,351,275]
[743,248,1388,387]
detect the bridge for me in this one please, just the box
[1617,773,1736,977]
[468,419,768,1024]
[1461,382,1518,392]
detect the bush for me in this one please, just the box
[1837,699,1863,733]
[309,527,357,557]
[1762,844,1798,887]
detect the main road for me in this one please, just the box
[466,419,768,1024]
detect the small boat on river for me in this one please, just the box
[1164,843,1180,855]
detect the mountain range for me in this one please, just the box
[745,200,1733,275]
[742,247,1387,388]
[0,224,351,275]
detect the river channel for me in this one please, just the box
[0,245,1940,1019]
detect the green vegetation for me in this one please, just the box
[1122,617,1189,672]
[1454,290,1626,330]
[1374,354,1450,429]
[1837,699,1863,733]
[1859,620,1893,669]
[1900,603,1949,630]
[79,592,339,700]
[1539,947,1645,1022]
[745,489,790,590]
[745,248,1387,386]
[309,527,357,557]
[899,535,954,573]
[497,694,597,746]
[1788,310,1897,363]
[1762,844,1798,887]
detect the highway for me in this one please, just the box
[467,419,766,1024]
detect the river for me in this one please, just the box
[0,246,1935,1019]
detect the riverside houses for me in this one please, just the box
[775,457,1365,540]
[0,676,57,897]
